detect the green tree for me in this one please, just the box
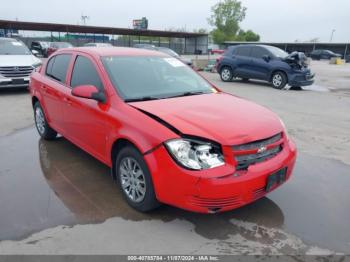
[208,0,260,43]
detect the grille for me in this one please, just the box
[0,66,34,78]
[233,133,283,170]
[189,196,242,209]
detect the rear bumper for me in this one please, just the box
[0,77,30,88]
[145,139,297,213]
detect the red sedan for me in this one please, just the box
[46,42,73,57]
[29,47,297,213]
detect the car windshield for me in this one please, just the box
[264,46,288,58]
[0,39,31,55]
[102,56,214,101]
[157,48,180,57]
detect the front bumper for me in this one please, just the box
[288,72,315,87]
[145,139,297,213]
[0,77,30,89]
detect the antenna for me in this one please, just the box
[81,14,90,26]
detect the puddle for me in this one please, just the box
[0,127,350,253]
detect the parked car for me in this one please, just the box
[156,47,192,66]
[47,42,73,57]
[30,47,297,213]
[0,37,42,89]
[216,44,314,89]
[30,41,50,57]
[346,55,350,63]
[310,49,342,60]
[133,43,157,50]
[84,43,113,47]
[208,44,225,55]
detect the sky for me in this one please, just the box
[1,0,350,42]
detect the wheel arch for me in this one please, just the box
[32,96,39,108]
[110,137,143,180]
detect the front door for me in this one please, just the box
[62,54,109,161]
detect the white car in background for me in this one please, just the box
[0,37,42,89]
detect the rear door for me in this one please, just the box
[233,46,254,78]
[250,46,273,80]
[40,54,72,131]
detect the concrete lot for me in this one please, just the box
[0,61,349,255]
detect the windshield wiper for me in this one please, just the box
[124,96,161,102]
[166,91,209,99]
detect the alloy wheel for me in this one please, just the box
[221,68,231,81]
[35,107,46,135]
[119,157,146,203]
[272,74,283,87]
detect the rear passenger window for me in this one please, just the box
[46,54,71,83]
[251,47,270,59]
[70,56,103,90]
[236,46,251,57]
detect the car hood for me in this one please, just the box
[0,55,41,67]
[129,93,283,145]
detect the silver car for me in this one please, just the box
[0,37,42,89]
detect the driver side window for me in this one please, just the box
[70,55,103,91]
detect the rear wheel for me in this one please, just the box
[271,71,287,89]
[115,146,160,212]
[34,102,57,140]
[220,67,233,82]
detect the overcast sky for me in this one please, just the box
[1,0,349,42]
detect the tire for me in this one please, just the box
[242,78,249,82]
[115,146,160,212]
[220,67,233,82]
[271,71,287,89]
[34,102,57,140]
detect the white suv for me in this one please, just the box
[0,37,42,89]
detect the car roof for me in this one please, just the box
[57,46,168,57]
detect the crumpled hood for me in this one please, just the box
[283,51,309,68]
[0,55,41,67]
[129,93,283,145]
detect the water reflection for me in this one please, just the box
[38,137,285,240]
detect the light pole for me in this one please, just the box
[330,29,336,42]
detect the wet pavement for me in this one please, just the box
[0,127,350,253]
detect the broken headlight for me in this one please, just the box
[165,138,225,170]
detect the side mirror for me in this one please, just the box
[31,49,39,56]
[262,55,271,62]
[71,85,106,103]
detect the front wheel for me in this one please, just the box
[34,102,57,140]
[220,67,233,82]
[115,146,160,212]
[271,72,287,89]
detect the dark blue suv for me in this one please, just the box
[217,45,315,89]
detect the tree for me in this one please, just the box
[208,0,260,43]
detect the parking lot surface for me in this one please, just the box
[0,61,349,255]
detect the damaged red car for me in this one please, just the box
[29,47,297,213]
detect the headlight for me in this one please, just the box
[165,138,224,170]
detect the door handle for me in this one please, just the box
[63,97,73,106]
